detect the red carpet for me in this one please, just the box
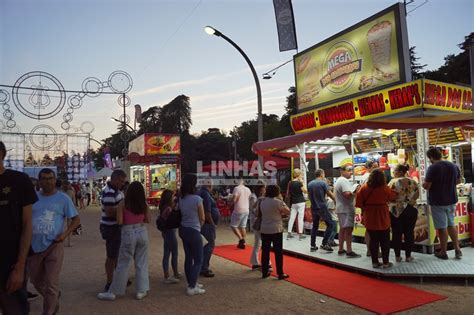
[214,245,446,314]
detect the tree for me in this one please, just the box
[409,46,427,80]
[279,86,297,135]
[195,128,232,164]
[424,50,470,84]
[160,95,192,134]
[138,106,162,135]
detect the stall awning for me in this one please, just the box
[252,113,474,156]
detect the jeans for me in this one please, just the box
[367,229,391,264]
[200,224,216,273]
[310,210,321,247]
[179,226,203,288]
[328,219,337,244]
[261,233,284,276]
[162,229,178,275]
[28,241,64,315]
[288,202,305,233]
[320,209,336,246]
[109,224,149,295]
[390,205,418,258]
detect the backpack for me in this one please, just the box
[156,206,181,231]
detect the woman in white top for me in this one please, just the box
[259,185,290,280]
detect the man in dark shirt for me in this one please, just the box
[307,169,336,252]
[0,141,38,314]
[198,179,220,278]
[423,147,462,260]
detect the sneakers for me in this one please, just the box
[278,274,289,280]
[346,251,361,258]
[187,286,206,296]
[251,264,261,270]
[310,246,318,252]
[455,250,462,260]
[337,249,346,255]
[435,252,449,260]
[372,262,383,269]
[287,233,294,239]
[97,292,116,301]
[298,234,307,241]
[164,276,180,284]
[262,271,271,279]
[196,283,204,288]
[27,291,39,301]
[237,239,246,249]
[136,292,147,300]
[320,244,333,252]
[329,241,338,247]
[406,256,415,262]
[200,270,215,278]
[382,262,393,269]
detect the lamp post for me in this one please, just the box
[204,26,264,175]
[110,117,137,134]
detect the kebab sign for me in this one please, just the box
[294,3,409,111]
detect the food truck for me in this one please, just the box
[128,133,180,205]
[252,3,473,252]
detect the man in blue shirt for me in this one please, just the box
[423,147,462,260]
[308,169,336,252]
[198,179,220,278]
[27,168,80,315]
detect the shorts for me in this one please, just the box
[337,212,355,228]
[430,204,456,229]
[230,211,249,228]
[100,224,121,259]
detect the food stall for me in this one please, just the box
[253,78,473,252]
[128,133,180,205]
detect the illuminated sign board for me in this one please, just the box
[291,80,422,133]
[294,3,410,112]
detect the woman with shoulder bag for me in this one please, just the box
[260,185,290,280]
[356,169,397,269]
[388,164,420,263]
[159,189,181,284]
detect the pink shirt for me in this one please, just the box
[123,208,145,225]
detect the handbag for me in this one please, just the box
[252,200,262,231]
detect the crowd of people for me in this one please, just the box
[0,138,465,313]
[299,146,463,269]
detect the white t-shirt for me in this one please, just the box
[232,184,252,213]
[334,176,355,214]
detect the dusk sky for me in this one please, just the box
[1,0,472,147]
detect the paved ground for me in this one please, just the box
[29,205,474,315]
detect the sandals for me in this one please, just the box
[372,262,383,269]
[382,262,393,269]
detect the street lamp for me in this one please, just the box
[110,117,137,134]
[204,25,264,174]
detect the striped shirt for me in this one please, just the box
[100,183,124,225]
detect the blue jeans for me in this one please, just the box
[109,224,149,295]
[161,229,178,275]
[179,226,203,288]
[200,223,216,273]
[310,210,320,247]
